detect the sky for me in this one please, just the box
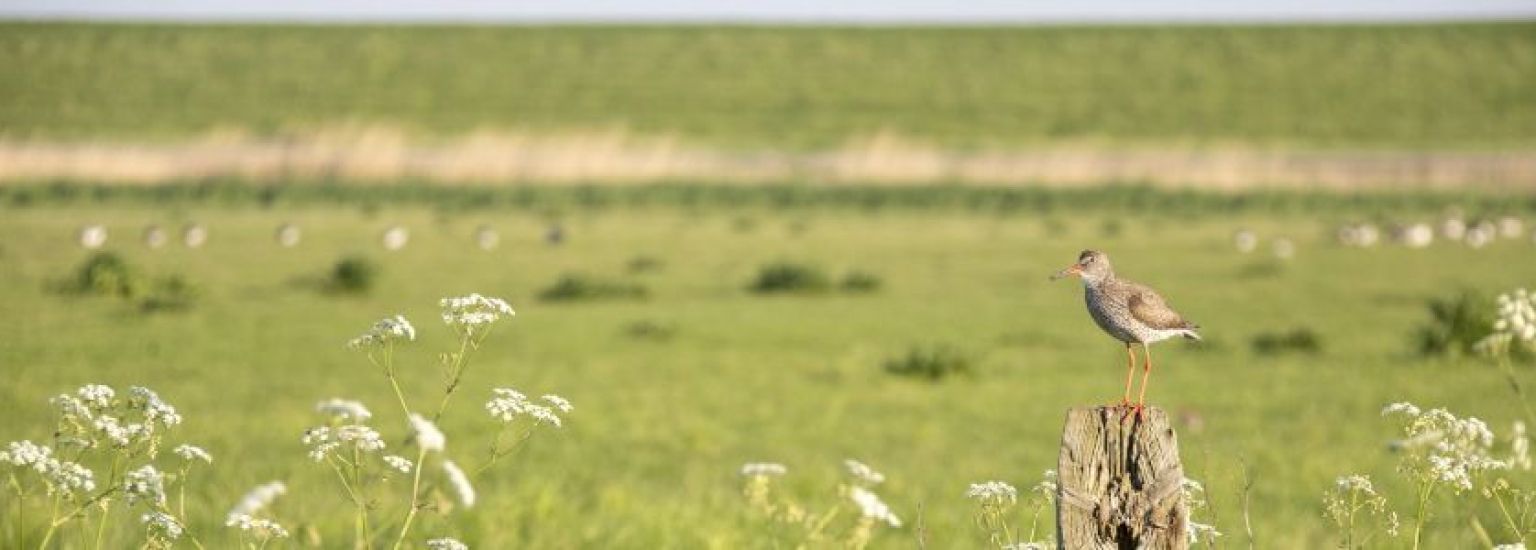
[3,0,1536,24]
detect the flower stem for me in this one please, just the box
[391,447,429,550]
[1411,481,1435,550]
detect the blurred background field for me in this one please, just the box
[2,201,1536,547]
[1,14,1536,550]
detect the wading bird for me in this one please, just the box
[1051,250,1200,419]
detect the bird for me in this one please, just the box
[1050,250,1200,419]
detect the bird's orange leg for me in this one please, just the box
[1134,342,1154,421]
[1119,344,1137,407]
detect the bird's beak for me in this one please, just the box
[1050,263,1084,281]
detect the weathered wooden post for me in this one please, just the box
[1056,406,1188,549]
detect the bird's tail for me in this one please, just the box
[1181,329,1202,341]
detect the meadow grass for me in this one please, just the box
[1,203,1534,547]
[1,22,1534,148]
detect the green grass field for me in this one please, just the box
[2,201,1534,547]
[2,22,1534,148]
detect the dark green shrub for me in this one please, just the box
[140,275,198,313]
[839,271,883,293]
[626,255,665,274]
[328,255,379,294]
[883,345,974,382]
[539,273,648,302]
[748,262,830,294]
[71,251,139,298]
[1251,328,1322,355]
[1415,290,1496,357]
[623,319,676,341]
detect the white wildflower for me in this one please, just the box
[487,388,565,427]
[0,441,95,496]
[315,398,373,422]
[226,514,290,539]
[966,480,1018,506]
[849,486,902,527]
[141,511,183,541]
[303,425,385,462]
[174,444,213,464]
[51,394,95,423]
[1001,544,1048,550]
[427,538,470,550]
[844,459,886,485]
[1493,544,1526,550]
[442,459,476,508]
[541,394,573,413]
[48,460,96,496]
[227,481,286,521]
[383,455,414,473]
[128,386,182,428]
[409,414,446,452]
[348,315,417,349]
[77,384,115,409]
[1033,470,1058,500]
[275,223,301,247]
[740,462,788,477]
[1384,403,1507,492]
[1187,520,1222,544]
[1,440,53,469]
[124,465,166,506]
[440,293,516,330]
[1335,474,1377,495]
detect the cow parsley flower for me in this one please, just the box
[426,538,469,550]
[740,462,788,477]
[124,465,166,506]
[1001,544,1048,550]
[1,440,53,469]
[541,394,573,413]
[844,459,886,486]
[348,315,417,349]
[174,444,213,464]
[1033,470,1058,501]
[1383,403,1507,492]
[440,293,516,332]
[966,480,1018,506]
[77,384,116,409]
[128,386,182,428]
[315,398,373,422]
[303,425,385,462]
[442,459,476,508]
[226,514,290,539]
[1187,520,1222,544]
[383,455,414,473]
[1512,421,1531,471]
[141,511,183,542]
[0,441,95,496]
[486,388,565,427]
[409,414,446,452]
[227,481,286,521]
[849,486,902,527]
[1480,289,1536,356]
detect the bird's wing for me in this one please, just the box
[1125,283,1197,331]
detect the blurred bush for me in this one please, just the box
[140,275,198,313]
[1251,328,1323,356]
[1414,290,1496,357]
[839,270,883,293]
[883,345,974,382]
[327,255,379,294]
[623,319,676,341]
[70,251,139,298]
[748,262,831,294]
[62,252,198,312]
[626,255,665,274]
[539,273,648,302]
